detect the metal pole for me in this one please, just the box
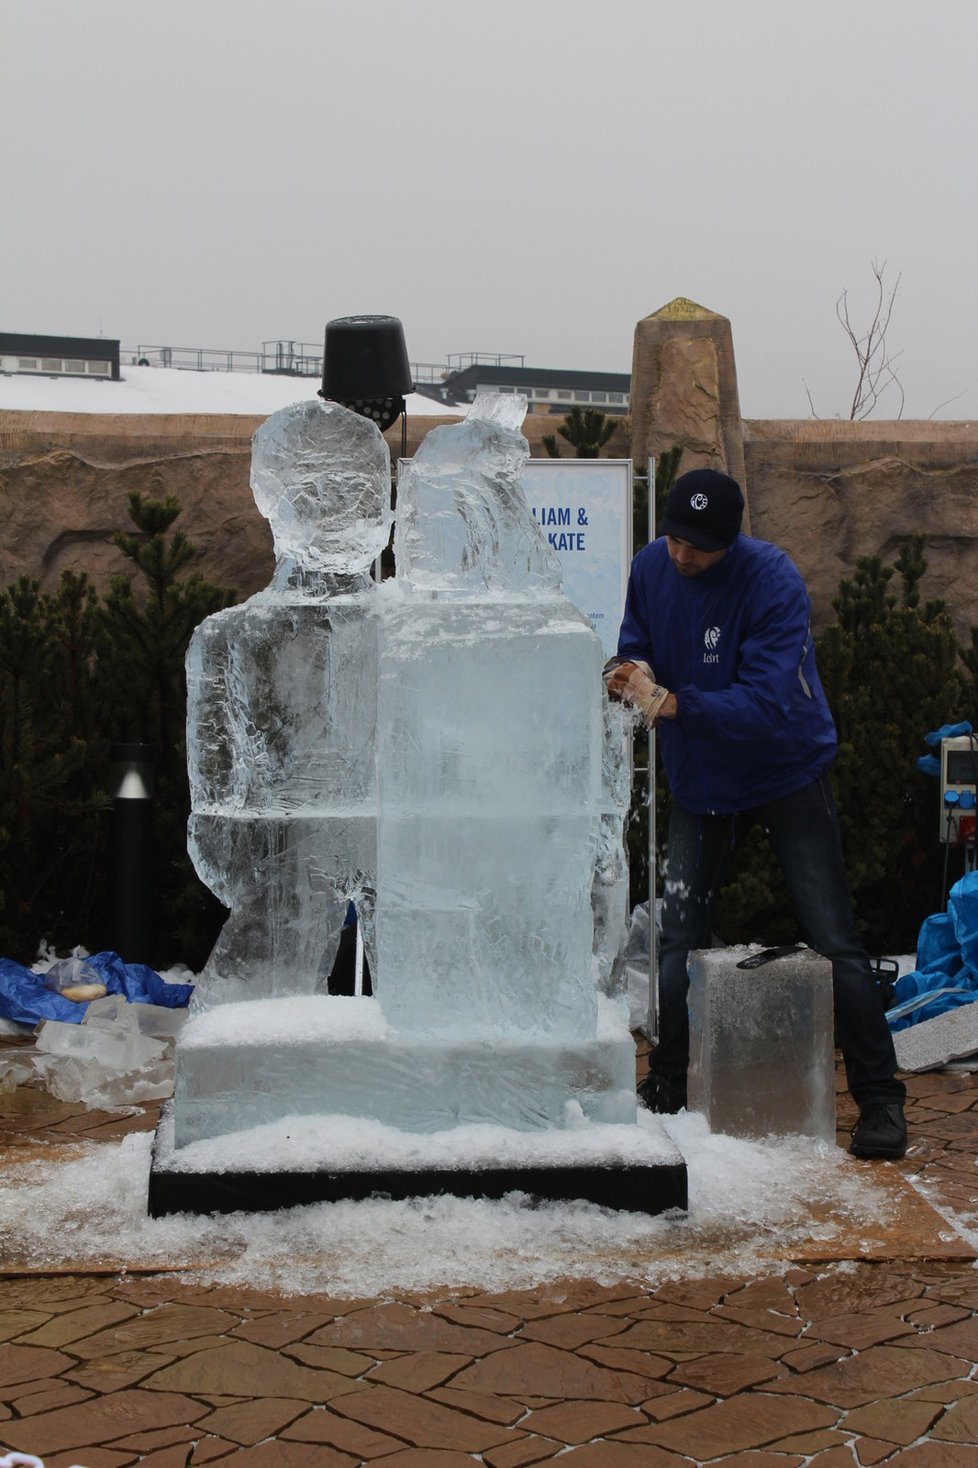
[647,456,658,1042]
[354,920,366,997]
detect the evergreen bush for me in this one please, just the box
[0,496,234,969]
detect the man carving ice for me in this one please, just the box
[606,468,908,1159]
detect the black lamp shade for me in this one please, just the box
[321,315,413,402]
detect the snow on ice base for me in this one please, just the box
[173,994,636,1143]
[155,1104,681,1176]
[0,1114,917,1299]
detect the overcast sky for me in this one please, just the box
[2,0,976,420]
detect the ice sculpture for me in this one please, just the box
[185,397,391,1005]
[169,393,640,1148]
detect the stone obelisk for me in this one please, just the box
[631,297,749,529]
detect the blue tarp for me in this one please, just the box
[915,719,973,777]
[0,951,193,1027]
[889,871,978,1029]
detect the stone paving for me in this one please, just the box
[1,1046,977,1466]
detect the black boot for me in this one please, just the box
[637,1068,687,1115]
[849,1099,908,1159]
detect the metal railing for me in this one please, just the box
[260,341,323,376]
[127,342,478,387]
[446,351,525,373]
[132,345,267,373]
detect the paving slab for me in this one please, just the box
[518,1398,647,1443]
[329,1382,522,1453]
[142,1340,369,1403]
[0,1387,206,1455]
[482,1438,563,1468]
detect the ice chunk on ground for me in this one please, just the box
[37,1017,168,1070]
[84,994,187,1041]
[31,1007,179,1107]
[0,1053,35,1091]
[33,1052,175,1107]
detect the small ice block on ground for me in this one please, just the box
[688,945,835,1142]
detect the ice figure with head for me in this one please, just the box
[186,397,391,1007]
[373,392,636,1121]
[394,392,629,1002]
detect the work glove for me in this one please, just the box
[602,658,671,727]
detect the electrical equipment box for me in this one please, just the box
[939,735,978,844]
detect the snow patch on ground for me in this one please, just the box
[0,1111,899,1299]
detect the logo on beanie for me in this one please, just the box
[690,493,709,511]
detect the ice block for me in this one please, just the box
[687,945,835,1142]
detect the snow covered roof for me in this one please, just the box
[0,363,466,418]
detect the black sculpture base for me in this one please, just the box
[148,1104,688,1218]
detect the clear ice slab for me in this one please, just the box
[688,945,836,1142]
[375,597,603,1041]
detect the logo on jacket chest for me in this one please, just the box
[703,626,721,664]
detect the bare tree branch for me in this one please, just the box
[803,379,819,418]
[809,260,961,419]
[927,391,966,420]
[836,258,904,419]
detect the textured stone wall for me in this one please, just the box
[0,409,472,602]
[0,414,268,599]
[3,396,976,641]
[745,418,978,638]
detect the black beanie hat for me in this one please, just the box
[660,469,744,551]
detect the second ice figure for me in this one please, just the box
[186,398,391,1008]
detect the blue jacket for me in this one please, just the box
[617,534,837,814]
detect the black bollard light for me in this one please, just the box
[108,741,155,962]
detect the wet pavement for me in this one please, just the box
[1,1042,977,1467]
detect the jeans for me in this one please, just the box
[653,772,905,1105]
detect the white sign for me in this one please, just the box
[522,459,632,659]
